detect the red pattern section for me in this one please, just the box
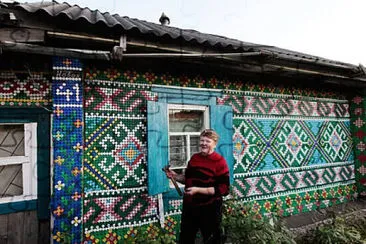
[350,96,366,196]
[218,94,349,118]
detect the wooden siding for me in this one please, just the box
[0,211,49,244]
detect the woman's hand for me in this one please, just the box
[185,187,200,196]
[164,168,177,179]
[185,187,215,196]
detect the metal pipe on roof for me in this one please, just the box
[1,41,365,85]
[121,52,263,58]
[47,31,120,44]
[46,31,359,73]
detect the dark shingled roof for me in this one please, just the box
[4,1,360,70]
[15,1,255,49]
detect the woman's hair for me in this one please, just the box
[200,129,219,143]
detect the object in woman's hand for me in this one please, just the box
[162,166,183,196]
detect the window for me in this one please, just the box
[147,86,234,196]
[0,123,37,204]
[168,105,209,177]
[0,108,50,217]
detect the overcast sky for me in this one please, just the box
[22,0,366,65]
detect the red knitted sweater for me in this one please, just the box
[184,151,230,206]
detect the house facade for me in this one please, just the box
[0,2,365,243]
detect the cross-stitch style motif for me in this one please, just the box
[81,67,356,241]
[226,89,355,217]
[218,92,349,118]
[83,75,159,239]
[232,162,355,201]
[84,116,147,190]
[0,71,51,107]
[83,190,158,233]
[84,80,156,114]
[350,95,366,196]
[233,119,353,173]
[51,57,83,244]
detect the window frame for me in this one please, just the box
[0,123,38,204]
[0,108,50,218]
[167,104,209,171]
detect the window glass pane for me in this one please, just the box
[169,135,187,168]
[190,136,200,156]
[169,109,204,132]
[0,165,23,197]
[0,125,25,157]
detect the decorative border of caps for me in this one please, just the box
[51,57,83,244]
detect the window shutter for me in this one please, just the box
[210,105,234,183]
[147,101,170,195]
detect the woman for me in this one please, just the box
[165,129,230,244]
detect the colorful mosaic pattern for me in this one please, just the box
[51,57,83,243]
[350,95,366,196]
[228,89,355,217]
[233,119,353,173]
[81,67,356,241]
[83,77,159,239]
[84,67,345,99]
[0,71,51,107]
[84,189,158,233]
[233,183,357,216]
[233,162,355,200]
[218,92,349,118]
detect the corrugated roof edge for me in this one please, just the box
[8,1,361,70]
[13,1,261,49]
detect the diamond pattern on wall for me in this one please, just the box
[84,116,147,190]
[233,119,353,173]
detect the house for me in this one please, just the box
[0,1,365,243]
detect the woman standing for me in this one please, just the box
[165,129,230,244]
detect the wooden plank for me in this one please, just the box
[7,212,24,244]
[23,211,38,244]
[38,220,50,244]
[0,214,8,244]
[0,28,44,43]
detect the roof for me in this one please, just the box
[7,1,357,70]
[15,1,256,49]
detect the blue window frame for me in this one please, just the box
[147,86,233,196]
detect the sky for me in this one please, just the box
[21,0,366,65]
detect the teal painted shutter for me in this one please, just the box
[147,101,170,195]
[210,105,234,183]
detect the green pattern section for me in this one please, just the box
[234,184,357,216]
[84,117,147,189]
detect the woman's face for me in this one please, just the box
[199,136,216,155]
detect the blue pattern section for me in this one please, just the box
[258,152,282,171]
[304,121,323,135]
[51,57,83,244]
[234,119,354,173]
[253,120,277,137]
